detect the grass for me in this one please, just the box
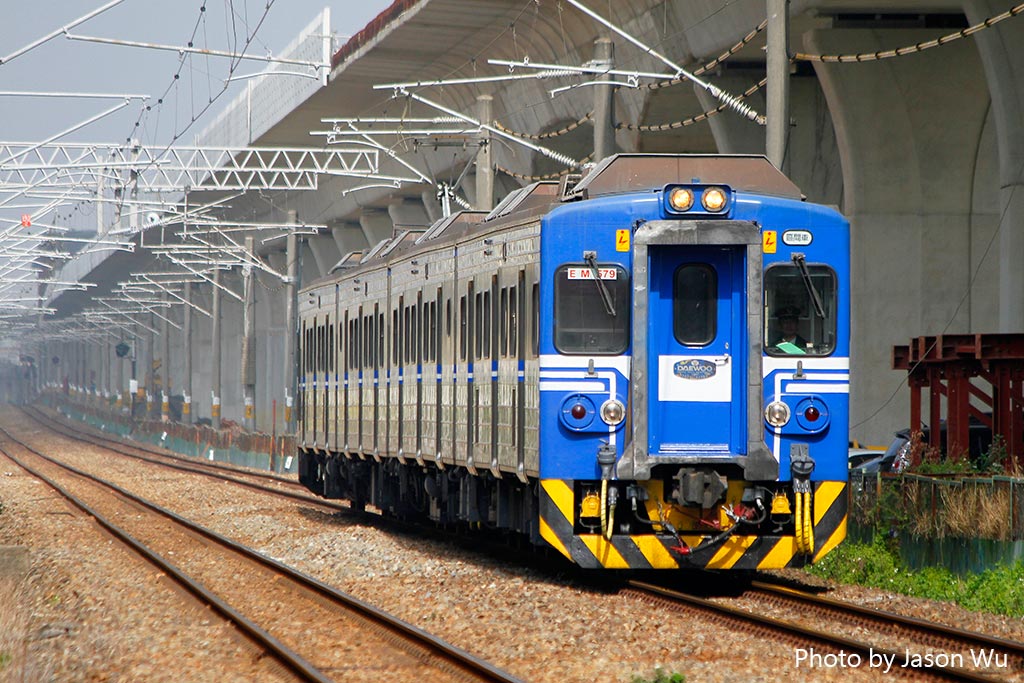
[808,536,1024,617]
[632,669,685,683]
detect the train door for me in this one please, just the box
[342,311,350,450]
[332,287,340,453]
[421,289,441,463]
[647,246,746,456]
[439,282,455,467]
[454,280,473,469]
[471,274,495,474]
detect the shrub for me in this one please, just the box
[809,537,1024,617]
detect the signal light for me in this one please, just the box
[571,403,587,420]
[804,405,820,422]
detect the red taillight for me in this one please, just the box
[571,403,587,419]
[804,405,820,422]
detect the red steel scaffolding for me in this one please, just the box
[892,334,1024,468]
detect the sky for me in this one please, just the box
[0,0,394,324]
[0,1,394,145]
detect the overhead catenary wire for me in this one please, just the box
[795,3,1024,63]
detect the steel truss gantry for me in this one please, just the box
[0,143,382,192]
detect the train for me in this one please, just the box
[296,154,850,570]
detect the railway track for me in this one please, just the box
[22,405,1024,681]
[0,418,522,683]
[622,578,1021,682]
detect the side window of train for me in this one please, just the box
[509,284,518,357]
[531,282,539,358]
[459,296,467,361]
[378,312,385,368]
[553,264,630,355]
[500,288,508,358]
[764,264,838,356]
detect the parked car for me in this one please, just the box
[884,418,994,466]
[848,447,885,470]
[850,451,903,475]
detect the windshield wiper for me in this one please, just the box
[584,252,616,317]
[792,252,825,319]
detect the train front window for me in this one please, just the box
[553,264,630,354]
[764,264,837,356]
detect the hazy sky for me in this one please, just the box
[0,1,393,145]
[0,0,394,236]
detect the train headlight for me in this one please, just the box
[764,400,791,428]
[668,187,694,212]
[600,399,626,426]
[701,187,728,212]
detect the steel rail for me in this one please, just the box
[626,580,1001,683]
[3,413,524,683]
[748,580,1024,663]
[0,432,334,683]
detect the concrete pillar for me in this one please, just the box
[807,24,990,443]
[359,209,393,246]
[242,237,257,432]
[476,94,495,211]
[420,190,443,224]
[388,198,431,231]
[183,282,193,423]
[308,235,342,278]
[765,0,790,171]
[592,38,616,164]
[284,210,299,433]
[330,220,370,260]
[211,268,222,429]
[965,0,1024,332]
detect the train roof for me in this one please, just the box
[565,153,803,201]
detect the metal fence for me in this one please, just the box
[849,471,1024,574]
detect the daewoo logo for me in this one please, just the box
[673,359,716,380]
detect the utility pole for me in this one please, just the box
[161,292,170,421]
[475,94,494,211]
[211,268,222,429]
[242,236,257,432]
[593,37,616,163]
[284,209,299,434]
[146,313,155,418]
[183,281,193,423]
[766,0,790,170]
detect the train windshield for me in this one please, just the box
[553,263,630,354]
[764,264,837,356]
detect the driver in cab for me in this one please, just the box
[772,306,809,355]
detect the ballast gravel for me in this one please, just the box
[1,407,1021,683]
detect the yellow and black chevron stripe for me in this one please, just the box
[538,479,847,569]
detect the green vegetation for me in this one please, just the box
[808,536,1024,617]
[0,652,11,670]
[631,668,685,683]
